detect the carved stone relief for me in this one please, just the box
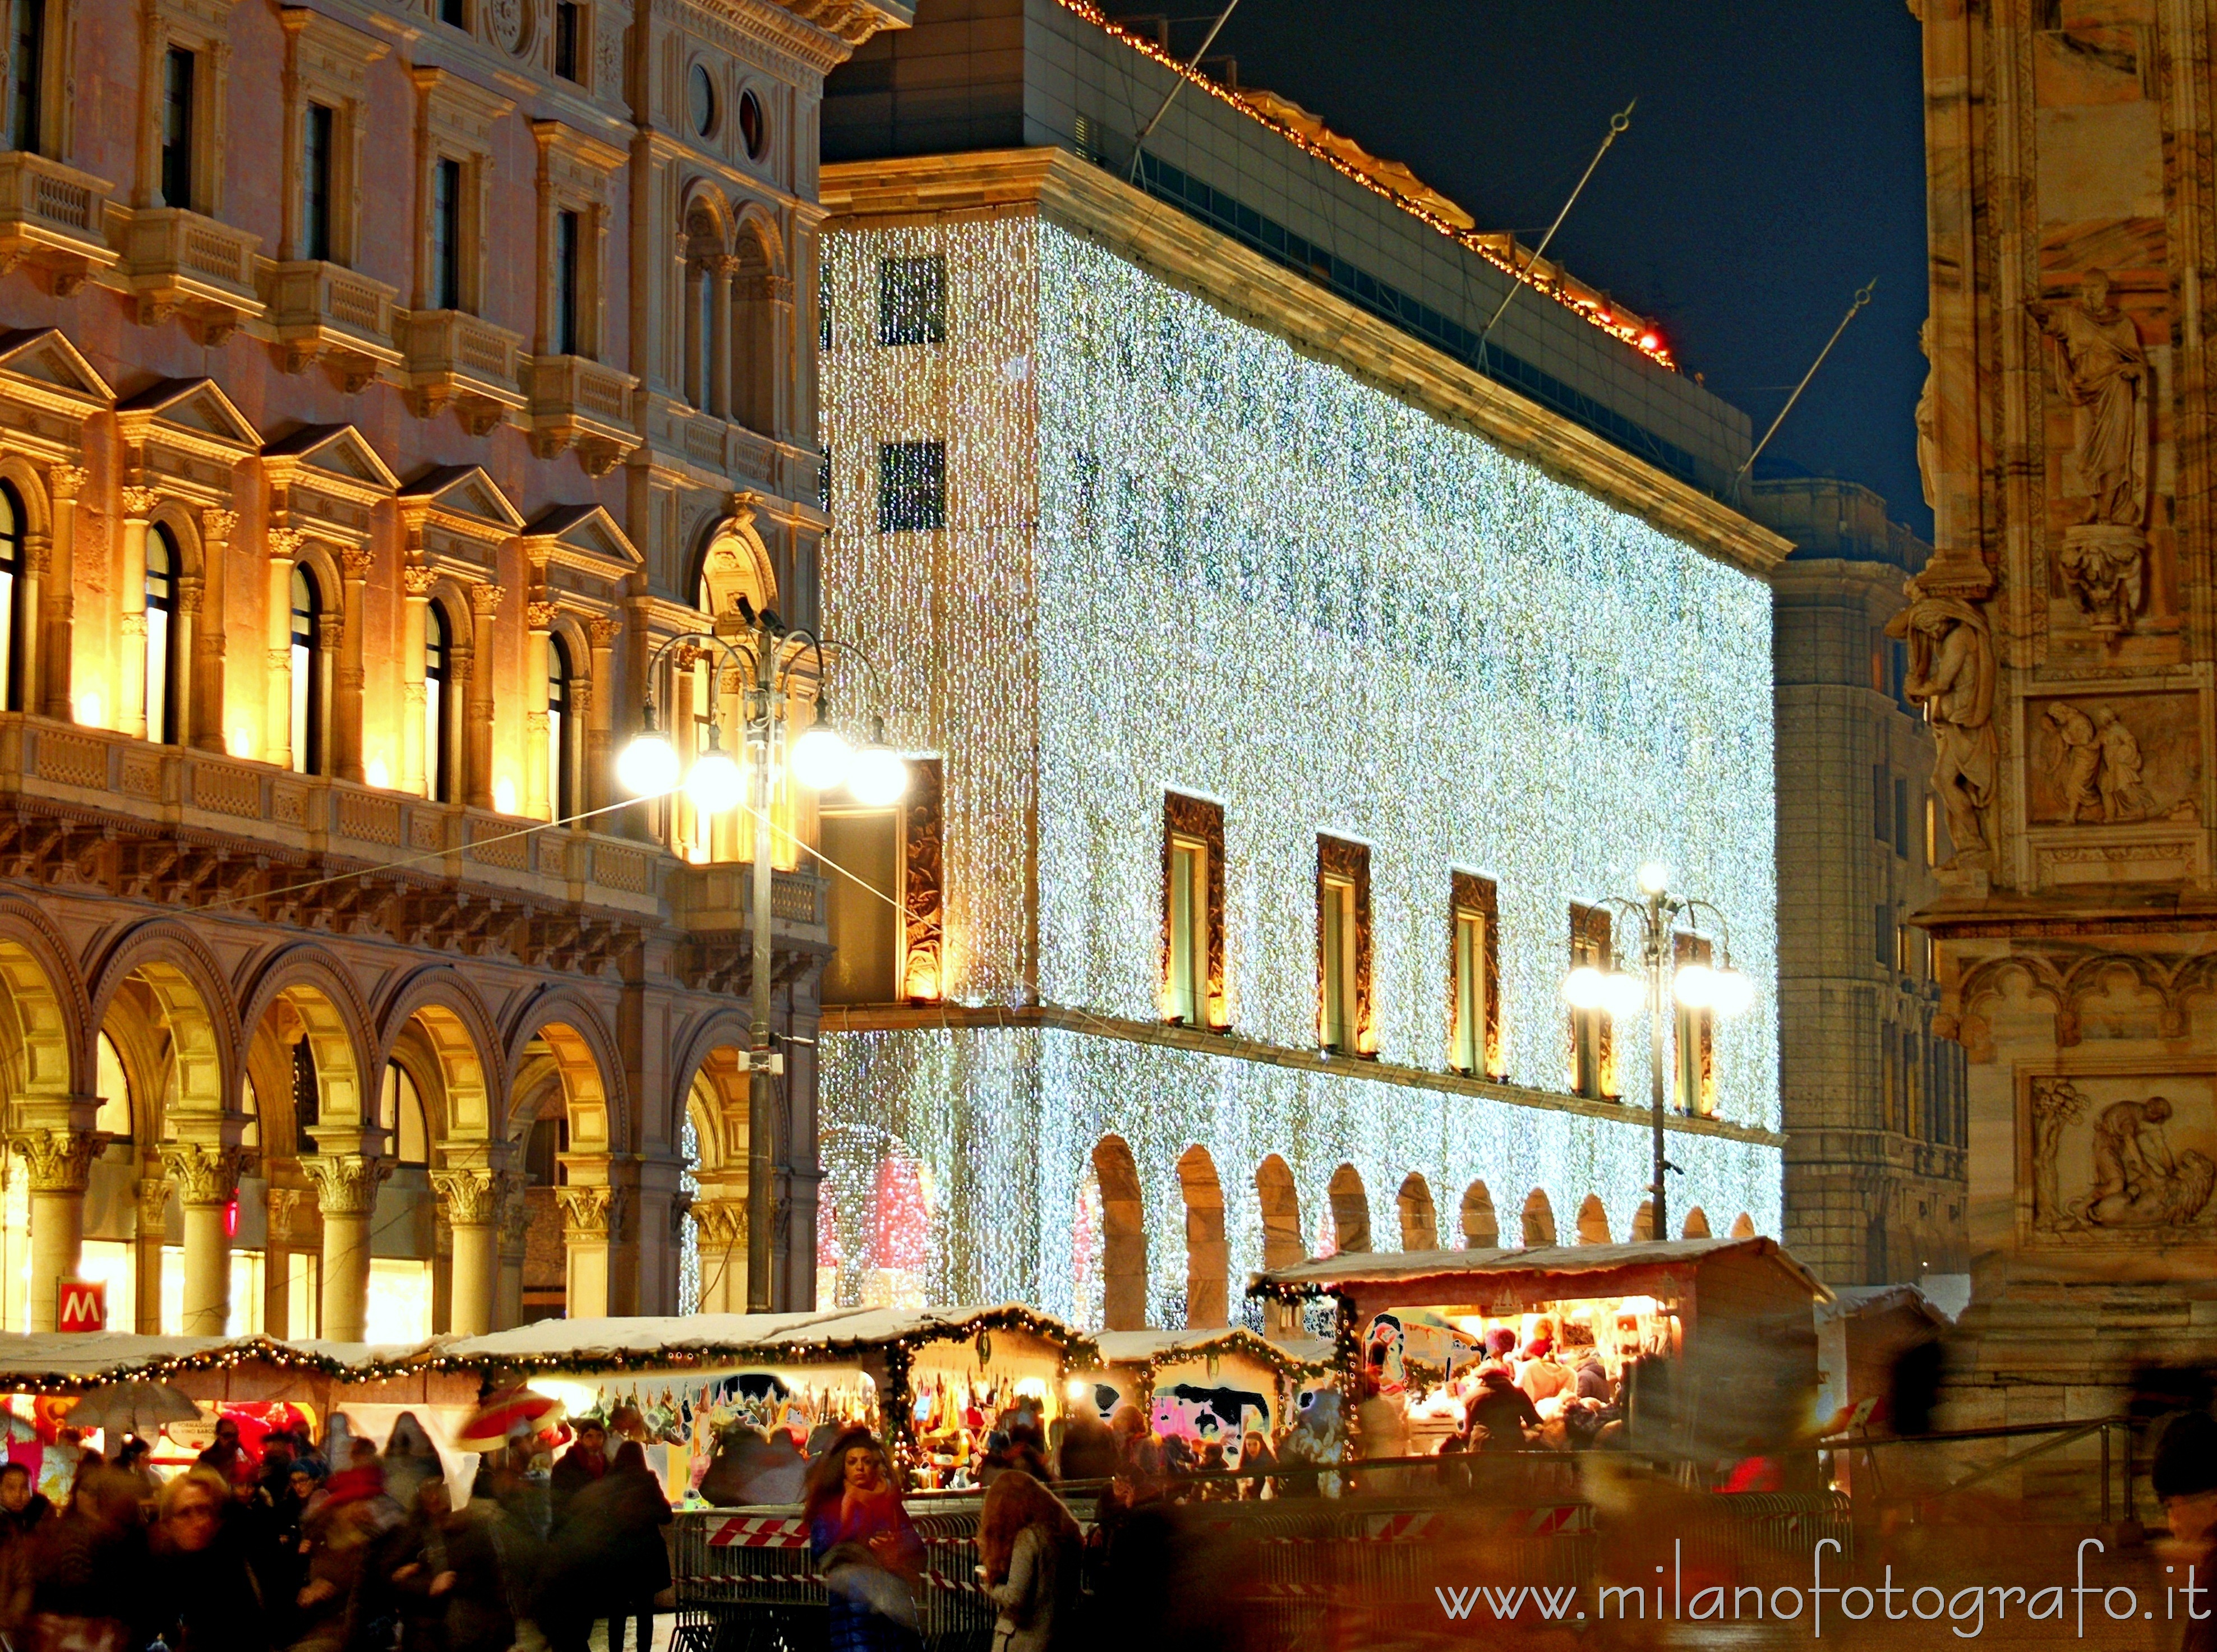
[2025,1073,2217,1242]
[2027,693,2201,824]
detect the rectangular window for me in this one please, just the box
[432,156,462,310]
[10,0,43,153]
[877,440,946,532]
[304,102,334,263]
[877,253,946,346]
[1674,931,1714,1115]
[1162,792,1223,1030]
[440,0,465,26]
[1924,793,1938,868]
[552,0,580,80]
[160,47,195,209]
[554,208,580,355]
[1893,776,1910,859]
[1316,837,1371,1056]
[1569,903,1612,1099]
[821,805,901,1004]
[1872,763,1890,845]
[1875,903,1891,966]
[1451,909,1485,1073]
[1448,871,1500,1079]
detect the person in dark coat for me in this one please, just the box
[1056,1414,1118,1484]
[2156,1411,2217,1652]
[805,1429,923,1652]
[547,1419,607,1535]
[0,1460,50,1640]
[593,1441,671,1652]
[148,1466,271,1652]
[29,1464,150,1651]
[1465,1362,1542,1452]
[385,1476,514,1652]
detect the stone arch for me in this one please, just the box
[1730,1212,1757,1239]
[1093,1135,1147,1331]
[1459,1179,1499,1248]
[730,203,787,436]
[1630,1199,1656,1241]
[236,942,373,1128]
[503,990,624,1157]
[1174,1145,1228,1330]
[1953,954,2067,1062]
[692,510,777,625]
[374,967,503,1147]
[87,919,243,1118]
[0,455,54,542]
[1396,1172,1437,1250]
[1575,1193,1612,1245]
[1254,1153,1304,1269]
[1520,1188,1556,1247]
[0,897,89,1121]
[1681,1206,1711,1238]
[1326,1162,1372,1254]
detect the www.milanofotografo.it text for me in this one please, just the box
[1434,1541,2209,1639]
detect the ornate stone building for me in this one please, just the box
[0,0,905,1336]
[1750,477,1967,1288]
[808,2,1791,1328]
[1911,0,2217,1410]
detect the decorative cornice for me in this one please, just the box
[821,149,1792,578]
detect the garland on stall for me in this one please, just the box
[0,1335,371,1395]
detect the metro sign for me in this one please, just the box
[56,1280,105,1333]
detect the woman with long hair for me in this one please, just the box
[803,1429,923,1651]
[976,1469,1080,1652]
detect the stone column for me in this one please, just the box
[15,526,41,718]
[495,1178,529,1331]
[264,1187,302,1337]
[8,1129,96,1333]
[690,1194,746,1313]
[464,583,503,810]
[133,1175,167,1333]
[303,1133,391,1344]
[767,273,795,443]
[335,546,371,783]
[40,464,84,721]
[402,563,434,795]
[159,1142,240,1336]
[265,529,304,767]
[193,508,235,753]
[524,599,555,822]
[315,611,341,774]
[586,616,619,816]
[556,1180,619,1318]
[709,256,735,421]
[118,486,159,739]
[430,1166,499,1336]
[683,262,704,409]
[172,575,201,749]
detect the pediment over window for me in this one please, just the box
[0,328,113,464]
[398,463,524,574]
[264,423,400,548]
[520,502,639,598]
[114,376,260,503]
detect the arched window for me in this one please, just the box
[377,1061,428,1166]
[291,1036,319,1155]
[95,1032,131,1140]
[425,601,453,803]
[0,481,23,712]
[145,526,182,745]
[289,564,324,775]
[548,630,576,821]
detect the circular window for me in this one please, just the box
[688,63,716,138]
[739,87,767,160]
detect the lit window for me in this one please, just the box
[289,564,323,776]
[1167,836,1206,1025]
[425,601,451,802]
[1570,903,1611,1099]
[1320,874,1356,1051]
[365,1258,432,1342]
[95,1033,130,1139]
[549,630,576,820]
[0,481,22,712]
[378,1060,428,1166]
[144,526,180,745]
[1451,907,1486,1074]
[1673,932,1713,1115]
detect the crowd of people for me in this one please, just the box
[0,1413,671,1652]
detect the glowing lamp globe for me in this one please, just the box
[1637,861,1671,896]
[1562,966,1606,1010]
[789,723,853,791]
[615,731,681,797]
[1709,967,1754,1017]
[1601,971,1647,1020]
[685,747,745,814]
[1672,963,1716,1010]
[848,744,910,808]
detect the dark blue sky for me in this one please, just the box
[1104,1,1932,536]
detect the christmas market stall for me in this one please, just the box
[414,1303,1092,1498]
[1248,1236,1831,1463]
[1072,1327,1329,1464]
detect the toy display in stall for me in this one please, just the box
[907,1370,1050,1491]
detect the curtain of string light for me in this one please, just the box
[818,219,1780,1325]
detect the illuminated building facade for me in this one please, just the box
[1751,477,1967,1289]
[812,138,1792,1327]
[0,0,907,1337]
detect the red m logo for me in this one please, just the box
[56,1280,105,1333]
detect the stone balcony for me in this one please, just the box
[399,308,527,434]
[524,354,639,475]
[260,260,403,390]
[0,152,117,295]
[669,860,832,993]
[118,208,265,344]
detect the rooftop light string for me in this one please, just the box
[1476,100,1635,355]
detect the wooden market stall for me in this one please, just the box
[1248,1236,1832,1461]
[418,1303,1092,1496]
[1075,1327,1328,1457]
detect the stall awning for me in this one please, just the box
[1088,1327,1328,1377]
[0,1333,414,1390]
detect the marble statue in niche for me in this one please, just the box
[2029,271,2151,636]
[1889,577,1997,865]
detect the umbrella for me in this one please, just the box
[452,1385,563,1449]
[66,1381,202,1438]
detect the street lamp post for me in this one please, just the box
[616,605,906,1312]
[1561,862,1753,1243]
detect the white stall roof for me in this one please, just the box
[1089,1327,1326,1372]
[425,1304,1087,1369]
[1250,1237,1830,1304]
[0,1332,418,1386]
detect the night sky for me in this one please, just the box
[1101,1,1933,537]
